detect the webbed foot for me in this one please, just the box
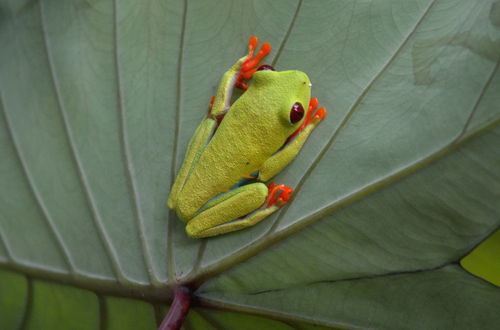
[266,182,294,208]
[288,97,327,141]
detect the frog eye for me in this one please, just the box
[257,64,275,71]
[290,102,304,124]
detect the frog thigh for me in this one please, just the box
[186,183,274,238]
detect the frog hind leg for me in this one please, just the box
[186,182,292,238]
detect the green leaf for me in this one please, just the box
[186,307,334,330]
[1,0,499,328]
[26,279,99,330]
[0,270,27,329]
[461,228,500,286]
[104,296,157,330]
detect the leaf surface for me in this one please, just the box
[0,0,499,328]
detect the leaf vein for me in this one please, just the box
[271,0,303,66]
[192,239,208,273]
[0,92,75,274]
[17,274,33,330]
[112,0,158,285]
[38,0,126,284]
[0,226,13,262]
[456,59,500,141]
[167,0,189,283]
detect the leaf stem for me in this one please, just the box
[159,286,191,330]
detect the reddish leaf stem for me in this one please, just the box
[159,286,191,330]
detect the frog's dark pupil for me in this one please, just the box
[257,64,275,71]
[290,102,304,124]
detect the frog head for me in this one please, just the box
[246,68,312,137]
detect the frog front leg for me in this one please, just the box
[210,36,271,118]
[258,98,327,181]
[186,182,292,238]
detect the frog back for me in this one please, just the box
[176,70,310,220]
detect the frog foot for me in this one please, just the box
[288,97,327,141]
[235,36,272,90]
[266,182,294,208]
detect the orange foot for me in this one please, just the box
[288,97,327,141]
[266,182,294,208]
[235,36,272,90]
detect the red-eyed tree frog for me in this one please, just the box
[168,36,327,238]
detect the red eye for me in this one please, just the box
[290,102,304,124]
[257,64,275,71]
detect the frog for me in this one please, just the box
[168,36,327,238]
